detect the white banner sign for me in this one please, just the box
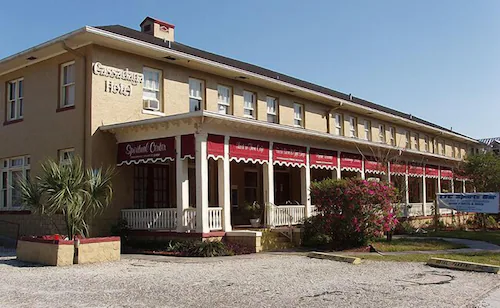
[437,193,500,214]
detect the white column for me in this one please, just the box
[387,162,391,183]
[437,166,442,193]
[463,180,466,193]
[263,142,274,227]
[175,136,189,232]
[422,165,427,216]
[301,147,311,217]
[219,136,231,231]
[195,133,209,233]
[404,173,410,217]
[360,157,366,180]
[337,151,342,179]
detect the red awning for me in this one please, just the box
[425,165,439,178]
[340,152,363,172]
[364,156,386,174]
[408,162,424,177]
[390,162,406,175]
[181,134,195,160]
[229,137,269,164]
[309,148,338,170]
[441,167,454,180]
[117,137,175,166]
[207,134,225,160]
[273,143,307,167]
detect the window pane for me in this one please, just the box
[11,170,23,207]
[18,80,23,98]
[267,114,277,123]
[10,101,16,119]
[65,85,75,106]
[189,79,202,99]
[190,98,201,111]
[218,104,228,114]
[8,82,15,101]
[18,98,23,117]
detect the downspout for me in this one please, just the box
[63,42,87,167]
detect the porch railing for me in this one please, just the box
[208,207,223,231]
[183,208,197,231]
[122,208,177,230]
[266,204,306,227]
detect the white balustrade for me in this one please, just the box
[208,207,223,231]
[122,208,177,230]
[267,204,306,227]
[183,208,197,231]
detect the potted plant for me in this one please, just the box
[242,201,262,228]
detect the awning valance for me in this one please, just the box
[309,148,337,170]
[117,137,175,166]
[207,134,225,160]
[408,162,424,177]
[364,156,386,174]
[425,165,439,178]
[229,137,269,164]
[390,162,407,176]
[181,134,195,160]
[273,143,307,167]
[340,152,363,172]
[441,167,454,180]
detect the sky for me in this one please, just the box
[0,0,498,139]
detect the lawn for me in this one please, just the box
[369,238,467,252]
[360,252,500,266]
[422,230,500,246]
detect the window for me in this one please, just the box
[60,61,75,108]
[423,136,429,152]
[452,145,457,158]
[1,156,30,210]
[217,85,231,115]
[143,67,162,111]
[431,137,436,153]
[294,103,304,127]
[244,170,258,202]
[412,133,419,150]
[134,164,170,209]
[7,78,24,121]
[334,114,343,135]
[59,148,75,165]
[440,140,446,156]
[363,120,371,141]
[348,116,357,138]
[457,145,462,159]
[189,78,204,112]
[389,127,396,146]
[243,91,255,119]
[266,96,278,123]
[405,131,411,149]
[378,124,386,143]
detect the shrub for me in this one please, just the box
[393,220,416,235]
[305,178,398,250]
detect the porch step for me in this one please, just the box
[261,229,297,251]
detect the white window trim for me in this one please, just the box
[243,91,256,119]
[389,127,396,146]
[334,113,343,136]
[143,67,162,112]
[412,133,420,151]
[348,116,357,138]
[60,61,75,108]
[189,78,204,112]
[266,96,278,123]
[217,85,232,115]
[293,103,304,127]
[1,156,30,210]
[363,120,371,141]
[7,78,24,121]
[423,136,429,152]
[378,124,386,143]
[59,148,75,165]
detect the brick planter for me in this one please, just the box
[17,236,74,266]
[76,237,121,264]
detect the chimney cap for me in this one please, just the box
[140,16,175,29]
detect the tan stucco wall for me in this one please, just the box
[17,240,74,266]
[77,240,120,264]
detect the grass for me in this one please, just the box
[370,238,467,252]
[422,230,500,246]
[360,252,500,266]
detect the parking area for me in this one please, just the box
[0,250,498,307]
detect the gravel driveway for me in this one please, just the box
[0,251,498,308]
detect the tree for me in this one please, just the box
[460,152,500,192]
[19,157,115,239]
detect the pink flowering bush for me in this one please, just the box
[303,179,399,249]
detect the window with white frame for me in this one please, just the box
[189,78,204,112]
[266,96,278,123]
[334,114,343,135]
[143,67,162,111]
[294,103,304,127]
[60,61,75,108]
[59,148,75,165]
[431,137,436,153]
[7,78,24,121]
[348,116,357,138]
[1,156,30,210]
[405,131,411,149]
[363,120,371,141]
[243,91,255,118]
[389,127,396,146]
[423,136,429,152]
[440,140,446,156]
[452,145,457,158]
[412,132,419,150]
[378,124,386,143]
[457,145,462,159]
[217,85,231,115]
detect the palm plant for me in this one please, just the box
[18,157,114,239]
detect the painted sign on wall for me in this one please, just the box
[92,62,143,96]
[437,193,500,213]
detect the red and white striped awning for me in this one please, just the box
[273,143,307,167]
[309,148,338,170]
[425,165,439,178]
[390,162,407,176]
[207,134,225,160]
[229,137,269,164]
[408,162,424,177]
[117,137,175,166]
[181,134,195,160]
[340,152,363,172]
[364,156,386,174]
[441,167,454,180]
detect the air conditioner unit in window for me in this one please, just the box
[144,99,160,111]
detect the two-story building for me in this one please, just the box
[0,17,483,238]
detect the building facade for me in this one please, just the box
[0,17,483,237]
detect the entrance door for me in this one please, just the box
[274,172,290,205]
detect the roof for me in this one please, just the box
[91,24,473,142]
[479,137,500,146]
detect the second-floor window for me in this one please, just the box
[217,85,231,115]
[7,78,23,121]
[143,67,162,111]
[405,131,411,149]
[294,103,304,127]
[363,120,371,141]
[334,114,343,135]
[59,148,75,165]
[389,127,396,146]
[452,145,457,158]
[243,91,256,119]
[412,133,419,150]
[60,61,75,108]
[440,140,446,156]
[266,96,278,123]
[348,116,357,138]
[423,136,429,152]
[457,145,462,159]
[189,78,204,112]
[378,124,385,143]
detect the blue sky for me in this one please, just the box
[0,0,498,139]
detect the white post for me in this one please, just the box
[463,180,466,193]
[387,162,391,183]
[422,164,427,216]
[437,166,442,193]
[263,142,274,227]
[361,157,366,180]
[302,147,311,217]
[404,173,410,217]
[176,136,189,232]
[337,151,342,179]
[195,133,209,233]
[219,136,231,231]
